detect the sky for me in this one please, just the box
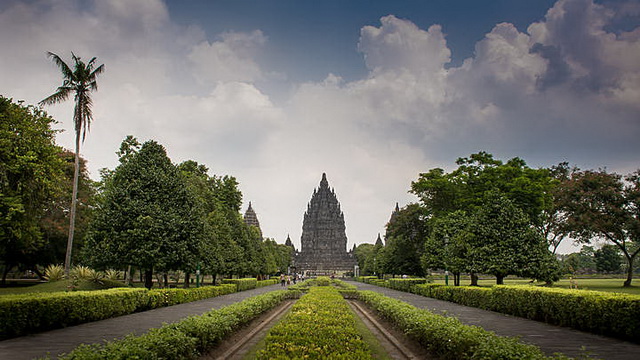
[1,0,639,254]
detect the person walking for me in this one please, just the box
[280,273,285,287]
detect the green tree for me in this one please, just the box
[421,211,473,286]
[84,140,204,289]
[0,97,64,283]
[595,244,622,274]
[39,52,104,276]
[38,150,97,268]
[561,169,640,287]
[354,243,374,275]
[383,204,429,276]
[469,192,550,285]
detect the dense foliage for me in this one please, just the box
[56,290,292,359]
[0,283,237,339]
[357,290,563,360]
[258,286,374,359]
[0,97,65,283]
[412,284,640,343]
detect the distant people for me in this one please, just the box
[293,273,298,284]
[286,274,291,285]
[280,274,286,287]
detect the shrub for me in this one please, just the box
[258,287,373,359]
[412,284,640,342]
[58,290,293,359]
[69,265,98,281]
[0,284,237,339]
[357,290,559,360]
[104,269,122,281]
[43,264,65,282]
[386,278,430,292]
[256,278,278,287]
[221,278,258,291]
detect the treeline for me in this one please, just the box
[355,152,640,287]
[0,97,292,287]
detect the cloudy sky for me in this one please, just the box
[1,0,639,253]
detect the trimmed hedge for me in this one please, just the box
[56,290,293,359]
[413,284,640,343]
[256,279,278,287]
[357,290,567,360]
[221,278,258,291]
[0,284,235,339]
[386,278,429,292]
[258,286,373,359]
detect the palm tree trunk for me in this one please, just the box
[64,130,81,276]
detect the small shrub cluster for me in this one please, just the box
[0,284,235,339]
[257,286,374,359]
[357,276,430,292]
[413,284,640,343]
[145,284,236,309]
[357,290,566,360]
[221,278,258,291]
[57,290,293,359]
[256,278,278,287]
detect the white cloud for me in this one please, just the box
[0,0,638,251]
[188,30,267,84]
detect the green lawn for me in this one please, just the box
[430,277,640,295]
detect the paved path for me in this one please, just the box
[348,281,640,360]
[0,284,285,360]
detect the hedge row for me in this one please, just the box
[357,290,568,360]
[0,284,236,339]
[413,284,640,342]
[257,286,373,359]
[55,290,293,359]
[357,276,430,292]
[256,278,279,287]
[221,278,258,291]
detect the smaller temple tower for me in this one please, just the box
[243,202,262,236]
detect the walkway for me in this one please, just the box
[0,284,283,360]
[349,281,640,360]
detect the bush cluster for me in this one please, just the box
[357,276,430,292]
[0,284,236,339]
[413,284,640,342]
[56,290,293,359]
[256,278,278,287]
[357,290,566,360]
[221,278,258,291]
[257,286,373,359]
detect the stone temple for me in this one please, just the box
[293,173,356,274]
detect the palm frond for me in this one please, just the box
[46,52,74,81]
[39,86,72,106]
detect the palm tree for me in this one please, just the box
[40,52,104,276]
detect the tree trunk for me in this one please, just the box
[184,272,191,288]
[163,273,169,288]
[144,269,153,289]
[1,264,13,286]
[454,272,461,286]
[64,130,81,276]
[211,273,217,285]
[470,273,479,286]
[496,274,505,285]
[624,255,635,287]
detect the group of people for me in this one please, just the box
[279,272,304,286]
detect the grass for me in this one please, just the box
[430,277,640,295]
[0,279,129,295]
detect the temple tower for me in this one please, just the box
[294,173,356,274]
[243,201,261,235]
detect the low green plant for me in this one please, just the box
[56,290,293,359]
[413,284,640,343]
[69,265,96,280]
[221,278,258,291]
[0,283,237,339]
[258,286,373,359]
[358,290,567,360]
[43,264,65,282]
[104,269,122,281]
